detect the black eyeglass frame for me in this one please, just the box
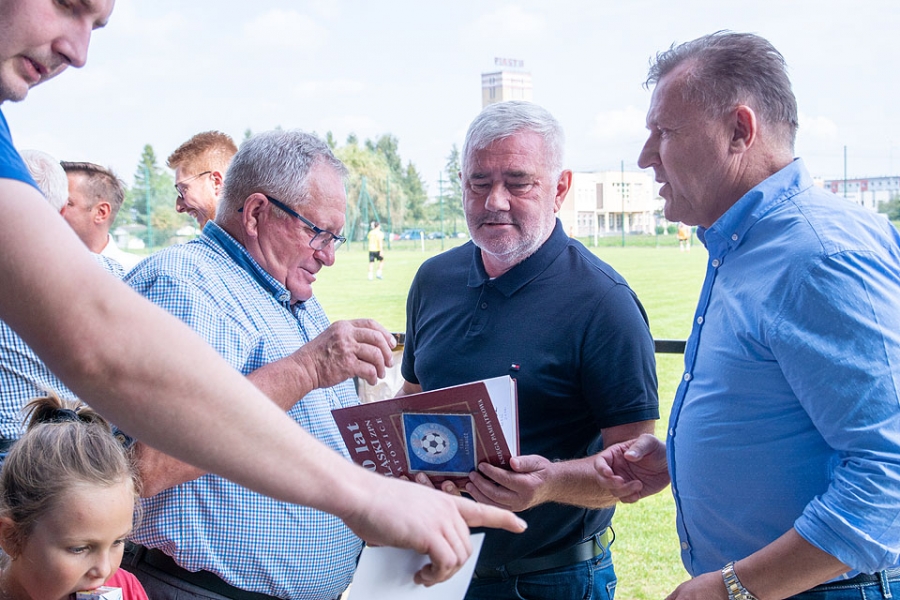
[238,194,346,252]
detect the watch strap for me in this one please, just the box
[722,561,759,600]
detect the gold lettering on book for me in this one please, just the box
[477,398,506,466]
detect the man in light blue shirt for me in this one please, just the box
[122,130,398,600]
[596,31,900,600]
[0,150,124,452]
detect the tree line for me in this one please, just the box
[117,132,464,249]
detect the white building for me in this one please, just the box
[820,176,899,211]
[481,58,532,108]
[558,170,659,237]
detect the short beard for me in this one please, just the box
[470,213,555,270]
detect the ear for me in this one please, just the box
[240,193,269,239]
[552,170,573,213]
[730,105,757,154]
[94,201,111,224]
[210,170,225,196]
[0,516,21,559]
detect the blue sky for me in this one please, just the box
[6,0,899,196]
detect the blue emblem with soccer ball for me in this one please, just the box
[403,413,476,476]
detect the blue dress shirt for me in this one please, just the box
[669,159,900,577]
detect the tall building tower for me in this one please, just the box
[482,58,532,108]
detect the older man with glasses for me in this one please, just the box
[121,129,393,600]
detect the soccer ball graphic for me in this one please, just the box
[420,432,448,456]
[407,420,460,466]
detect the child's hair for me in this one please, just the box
[0,394,139,560]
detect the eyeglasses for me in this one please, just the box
[264,195,346,252]
[174,171,211,199]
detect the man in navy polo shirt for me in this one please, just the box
[400,100,659,600]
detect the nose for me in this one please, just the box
[314,243,337,267]
[484,182,511,212]
[175,199,186,213]
[86,552,114,586]
[637,135,658,170]
[52,23,92,70]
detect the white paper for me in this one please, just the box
[482,375,519,456]
[345,533,485,600]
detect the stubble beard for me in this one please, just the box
[471,213,555,271]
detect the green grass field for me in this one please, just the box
[315,237,708,599]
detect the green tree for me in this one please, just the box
[121,144,186,249]
[437,144,464,234]
[335,143,394,241]
[879,194,900,221]
[402,162,428,223]
[325,131,337,150]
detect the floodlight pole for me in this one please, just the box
[621,160,626,248]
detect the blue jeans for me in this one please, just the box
[464,545,616,600]
[792,569,900,599]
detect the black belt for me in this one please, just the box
[124,543,281,600]
[810,566,900,591]
[474,528,612,579]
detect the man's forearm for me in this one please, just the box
[541,456,620,509]
[134,359,318,496]
[0,180,377,510]
[730,529,848,599]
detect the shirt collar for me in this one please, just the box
[202,221,293,305]
[467,219,569,296]
[699,158,812,255]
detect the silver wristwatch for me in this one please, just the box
[722,561,759,600]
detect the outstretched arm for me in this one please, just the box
[466,420,657,511]
[136,318,396,496]
[0,179,526,584]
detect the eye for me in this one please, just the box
[468,182,490,193]
[506,182,535,195]
[68,545,89,554]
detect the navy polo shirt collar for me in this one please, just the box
[467,219,569,297]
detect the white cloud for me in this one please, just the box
[591,106,647,140]
[798,112,838,140]
[292,79,366,98]
[242,9,328,51]
[327,115,383,141]
[103,0,187,37]
[467,5,546,43]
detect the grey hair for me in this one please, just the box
[20,150,68,212]
[645,31,798,149]
[462,101,565,178]
[217,129,347,218]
